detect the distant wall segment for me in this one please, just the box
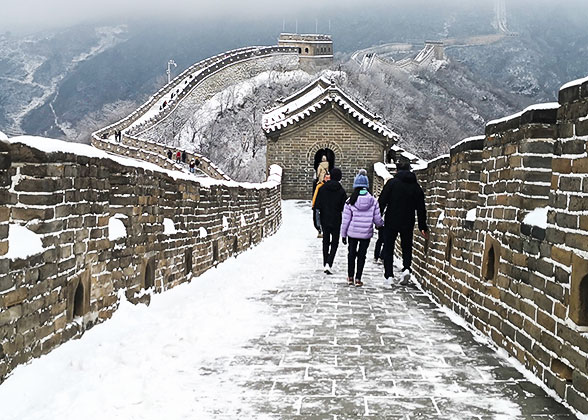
[374,76,588,414]
[0,138,282,383]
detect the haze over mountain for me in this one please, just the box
[0,0,586,158]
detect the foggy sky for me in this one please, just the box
[0,0,489,33]
[1,0,584,34]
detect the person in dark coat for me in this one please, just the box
[181,150,187,163]
[167,150,172,160]
[378,160,428,286]
[314,167,347,274]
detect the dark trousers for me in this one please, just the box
[374,228,384,260]
[313,209,322,233]
[383,229,413,279]
[348,237,370,280]
[322,226,340,267]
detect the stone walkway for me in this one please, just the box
[195,203,575,419]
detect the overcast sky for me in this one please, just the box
[1,0,583,34]
[0,0,493,33]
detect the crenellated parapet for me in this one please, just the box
[374,75,588,415]
[0,136,282,383]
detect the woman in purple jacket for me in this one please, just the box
[341,170,384,287]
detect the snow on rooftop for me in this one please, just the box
[560,76,588,91]
[262,77,399,140]
[0,131,8,141]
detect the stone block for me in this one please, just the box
[569,254,588,327]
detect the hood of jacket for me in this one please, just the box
[322,180,343,192]
[352,194,374,211]
[395,170,417,184]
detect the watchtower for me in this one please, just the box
[278,33,333,71]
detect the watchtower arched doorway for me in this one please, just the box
[312,148,336,196]
[313,148,335,173]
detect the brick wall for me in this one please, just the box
[0,140,281,383]
[374,77,588,414]
[267,108,389,199]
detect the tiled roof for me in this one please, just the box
[262,77,399,140]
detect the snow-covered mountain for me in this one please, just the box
[0,1,586,152]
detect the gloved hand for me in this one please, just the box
[342,237,347,245]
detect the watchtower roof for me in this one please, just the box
[262,77,399,140]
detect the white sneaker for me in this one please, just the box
[324,265,333,275]
[398,269,411,286]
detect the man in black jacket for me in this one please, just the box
[378,161,428,285]
[314,167,347,274]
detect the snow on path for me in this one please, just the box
[0,200,314,420]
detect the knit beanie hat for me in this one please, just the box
[330,167,342,182]
[353,169,369,189]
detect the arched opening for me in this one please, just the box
[73,282,85,318]
[313,148,336,172]
[185,248,193,275]
[445,235,453,263]
[485,245,496,281]
[577,274,588,326]
[304,47,309,53]
[212,240,219,262]
[297,47,301,54]
[144,259,155,289]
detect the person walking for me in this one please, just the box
[181,150,187,164]
[314,168,347,274]
[189,159,196,173]
[312,173,330,238]
[378,160,429,286]
[167,150,172,160]
[341,170,384,287]
[316,155,330,184]
[176,151,181,164]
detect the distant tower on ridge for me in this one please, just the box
[278,33,333,72]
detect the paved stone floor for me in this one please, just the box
[196,204,575,419]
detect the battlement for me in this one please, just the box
[374,74,588,415]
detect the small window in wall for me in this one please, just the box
[482,235,500,283]
[144,259,155,289]
[445,234,453,263]
[298,47,301,53]
[233,237,239,254]
[213,240,219,262]
[73,282,85,317]
[305,47,309,53]
[185,247,193,275]
[485,246,496,280]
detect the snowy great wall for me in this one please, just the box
[372,77,588,414]
[1,29,588,415]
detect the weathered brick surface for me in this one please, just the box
[375,81,588,414]
[267,108,392,199]
[0,142,282,383]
